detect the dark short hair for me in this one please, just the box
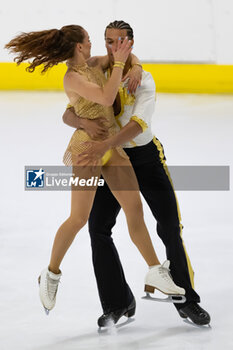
[105,20,134,40]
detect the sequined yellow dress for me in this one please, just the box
[63,63,128,166]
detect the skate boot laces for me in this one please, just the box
[189,303,206,316]
[47,274,60,301]
[158,263,177,288]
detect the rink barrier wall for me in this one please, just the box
[0,62,233,93]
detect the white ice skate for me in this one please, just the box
[142,260,186,303]
[38,267,62,315]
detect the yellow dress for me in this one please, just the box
[63,63,128,166]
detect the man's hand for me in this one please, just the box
[122,64,142,94]
[77,140,110,166]
[81,117,109,140]
[63,107,109,139]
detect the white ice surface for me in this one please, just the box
[0,92,233,350]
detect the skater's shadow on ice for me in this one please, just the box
[34,322,211,350]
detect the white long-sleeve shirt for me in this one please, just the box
[107,69,156,148]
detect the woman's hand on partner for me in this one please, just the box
[111,37,132,64]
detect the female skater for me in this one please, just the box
[5,25,185,314]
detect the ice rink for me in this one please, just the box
[0,92,233,350]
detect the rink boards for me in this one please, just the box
[0,62,233,93]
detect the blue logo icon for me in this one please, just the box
[26,168,45,188]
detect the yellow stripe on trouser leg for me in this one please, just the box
[152,137,195,288]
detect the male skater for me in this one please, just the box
[62,20,210,327]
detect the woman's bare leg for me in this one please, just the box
[102,150,160,267]
[49,164,101,273]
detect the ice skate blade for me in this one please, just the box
[142,292,186,303]
[98,317,135,333]
[44,307,50,315]
[183,319,211,329]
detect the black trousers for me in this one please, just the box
[88,138,200,313]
